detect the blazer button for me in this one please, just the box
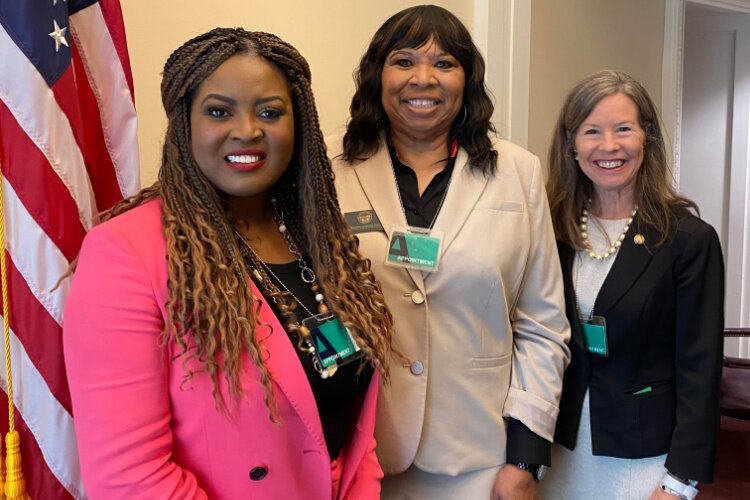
[249,466,268,481]
[410,360,424,375]
[410,290,425,304]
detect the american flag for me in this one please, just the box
[0,0,139,497]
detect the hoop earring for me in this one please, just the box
[455,106,467,127]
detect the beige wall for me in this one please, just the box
[528,0,665,165]
[121,0,472,186]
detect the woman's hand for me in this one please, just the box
[492,464,537,500]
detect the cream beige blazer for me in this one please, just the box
[329,135,570,476]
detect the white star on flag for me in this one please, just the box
[48,19,69,52]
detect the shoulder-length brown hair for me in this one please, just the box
[342,4,497,174]
[547,69,696,248]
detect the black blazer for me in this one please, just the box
[554,212,724,483]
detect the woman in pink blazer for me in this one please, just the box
[63,28,393,499]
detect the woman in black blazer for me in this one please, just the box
[540,70,724,500]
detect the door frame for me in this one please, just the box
[663,0,750,176]
[473,0,531,148]
[663,0,750,338]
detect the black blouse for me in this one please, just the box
[262,261,373,460]
[388,141,455,228]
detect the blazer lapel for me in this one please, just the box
[248,280,327,453]
[594,221,657,316]
[353,142,425,291]
[430,148,489,259]
[558,242,587,351]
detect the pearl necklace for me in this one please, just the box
[580,206,638,260]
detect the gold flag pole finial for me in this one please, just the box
[0,154,29,500]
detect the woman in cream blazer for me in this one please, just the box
[330,135,570,494]
[329,8,570,497]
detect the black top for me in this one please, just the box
[389,141,455,228]
[263,261,373,460]
[389,141,551,466]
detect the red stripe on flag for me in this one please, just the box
[7,255,71,414]
[47,58,124,213]
[0,392,75,500]
[50,67,85,156]
[0,100,87,263]
[68,42,128,211]
[98,0,135,100]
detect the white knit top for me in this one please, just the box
[573,217,630,320]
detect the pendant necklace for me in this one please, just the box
[235,198,358,379]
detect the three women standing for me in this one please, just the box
[541,70,724,500]
[330,5,570,499]
[62,10,724,500]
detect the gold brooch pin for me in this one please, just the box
[634,234,645,245]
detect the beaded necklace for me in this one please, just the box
[579,205,638,260]
[234,197,339,378]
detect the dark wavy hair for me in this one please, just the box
[547,70,697,249]
[102,28,393,418]
[342,4,497,174]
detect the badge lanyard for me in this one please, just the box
[235,224,363,379]
[384,139,457,273]
[574,257,610,357]
[255,261,364,377]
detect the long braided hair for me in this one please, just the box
[104,28,393,417]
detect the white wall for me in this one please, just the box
[121,0,473,186]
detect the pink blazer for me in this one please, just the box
[63,200,382,499]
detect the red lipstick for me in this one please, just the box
[224,149,266,172]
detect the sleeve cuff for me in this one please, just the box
[505,418,552,466]
[503,387,559,441]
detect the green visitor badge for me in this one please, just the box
[580,315,609,356]
[385,225,443,272]
[302,312,362,368]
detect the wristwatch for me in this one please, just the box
[660,472,698,500]
[511,462,548,482]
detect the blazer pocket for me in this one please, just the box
[625,379,673,398]
[471,353,512,369]
[475,200,524,212]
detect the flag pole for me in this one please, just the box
[0,149,29,500]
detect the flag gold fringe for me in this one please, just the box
[0,436,5,499]
[0,154,29,500]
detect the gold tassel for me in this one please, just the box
[0,435,5,500]
[0,152,29,500]
[3,432,26,500]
